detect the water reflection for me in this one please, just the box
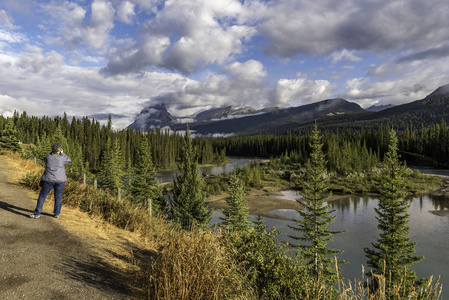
[212,194,449,298]
[267,195,449,297]
[156,156,255,183]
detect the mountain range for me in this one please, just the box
[129,84,449,135]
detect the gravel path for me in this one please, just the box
[0,156,134,299]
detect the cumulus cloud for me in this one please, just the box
[17,46,64,74]
[339,55,449,107]
[269,73,332,107]
[102,0,256,75]
[39,0,114,51]
[117,1,136,24]
[39,1,86,50]
[85,0,115,49]
[0,48,190,128]
[146,59,268,116]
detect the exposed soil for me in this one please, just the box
[0,153,151,299]
[206,185,351,220]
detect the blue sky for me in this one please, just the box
[1,0,449,128]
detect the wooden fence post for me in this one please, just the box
[94,179,97,190]
[148,198,152,218]
[117,188,121,201]
[83,174,86,185]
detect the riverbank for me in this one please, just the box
[206,184,365,220]
[207,170,447,220]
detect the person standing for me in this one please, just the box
[30,143,71,219]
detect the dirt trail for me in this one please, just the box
[0,155,145,299]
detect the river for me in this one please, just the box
[212,193,449,297]
[155,156,256,183]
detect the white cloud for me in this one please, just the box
[103,0,256,75]
[331,49,362,63]
[39,1,86,50]
[117,1,136,24]
[38,0,115,51]
[0,49,189,127]
[147,59,269,116]
[17,47,64,74]
[85,0,115,49]
[0,9,15,29]
[270,73,332,106]
[0,28,26,43]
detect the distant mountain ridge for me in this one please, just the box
[425,83,449,99]
[300,84,449,131]
[129,84,449,134]
[366,104,395,112]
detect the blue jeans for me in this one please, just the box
[34,181,66,216]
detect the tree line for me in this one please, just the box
[0,111,226,175]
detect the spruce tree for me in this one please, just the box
[364,130,423,289]
[0,118,21,152]
[130,138,164,212]
[100,137,125,192]
[34,133,52,160]
[221,175,249,232]
[171,125,211,229]
[287,124,345,284]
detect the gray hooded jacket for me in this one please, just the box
[41,153,72,182]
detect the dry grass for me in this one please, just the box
[145,228,253,300]
[0,150,43,182]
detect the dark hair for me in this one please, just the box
[51,143,62,154]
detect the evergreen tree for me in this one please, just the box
[99,137,125,192]
[171,125,211,229]
[130,138,164,212]
[220,175,249,232]
[0,118,21,152]
[51,125,69,154]
[364,130,423,289]
[287,124,345,284]
[34,133,52,160]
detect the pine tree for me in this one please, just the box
[100,137,125,192]
[0,118,21,152]
[171,125,211,229]
[130,138,164,212]
[287,124,345,284]
[364,130,423,289]
[220,175,249,232]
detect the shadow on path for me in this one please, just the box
[0,200,53,218]
[59,254,137,298]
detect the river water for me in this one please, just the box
[213,194,449,297]
[155,156,256,183]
